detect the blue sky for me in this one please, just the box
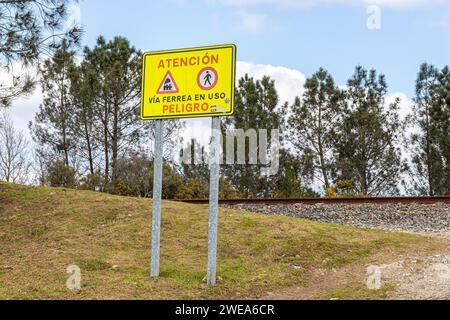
[78,0,450,96]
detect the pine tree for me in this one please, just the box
[430,66,450,195]
[223,74,283,197]
[407,63,440,195]
[30,41,77,169]
[274,150,306,198]
[335,66,404,196]
[82,36,144,191]
[288,68,342,191]
[82,36,183,192]
[69,61,99,177]
[0,0,81,106]
[406,63,450,196]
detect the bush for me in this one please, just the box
[46,160,77,188]
[325,186,337,198]
[79,170,103,191]
[114,153,153,197]
[219,177,241,199]
[175,178,208,199]
[115,180,134,197]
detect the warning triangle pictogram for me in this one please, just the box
[157,71,179,94]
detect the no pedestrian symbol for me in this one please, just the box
[197,67,218,90]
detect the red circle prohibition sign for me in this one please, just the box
[197,67,218,90]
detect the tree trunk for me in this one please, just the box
[317,105,330,189]
[62,125,69,167]
[424,105,434,196]
[111,102,119,190]
[60,73,69,168]
[83,114,94,176]
[103,103,109,187]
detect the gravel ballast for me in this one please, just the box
[223,202,450,234]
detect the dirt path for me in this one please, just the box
[261,236,450,300]
[379,253,450,299]
[262,261,369,300]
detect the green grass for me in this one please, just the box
[0,182,447,300]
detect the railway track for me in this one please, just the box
[177,196,450,205]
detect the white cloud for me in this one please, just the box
[386,91,413,121]
[237,10,266,32]
[8,86,42,137]
[236,61,306,104]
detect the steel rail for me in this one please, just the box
[175,196,450,205]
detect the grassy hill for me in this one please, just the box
[0,182,447,299]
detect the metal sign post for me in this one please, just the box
[150,119,163,278]
[207,116,221,286]
[141,44,236,283]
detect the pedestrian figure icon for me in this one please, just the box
[204,71,212,86]
[157,71,179,94]
[197,67,218,90]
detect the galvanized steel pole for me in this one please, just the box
[207,116,221,285]
[150,120,163,278]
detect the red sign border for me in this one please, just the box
[157,70,179,94]
[197,67,218,91]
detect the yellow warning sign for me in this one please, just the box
[140,44,236,120]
